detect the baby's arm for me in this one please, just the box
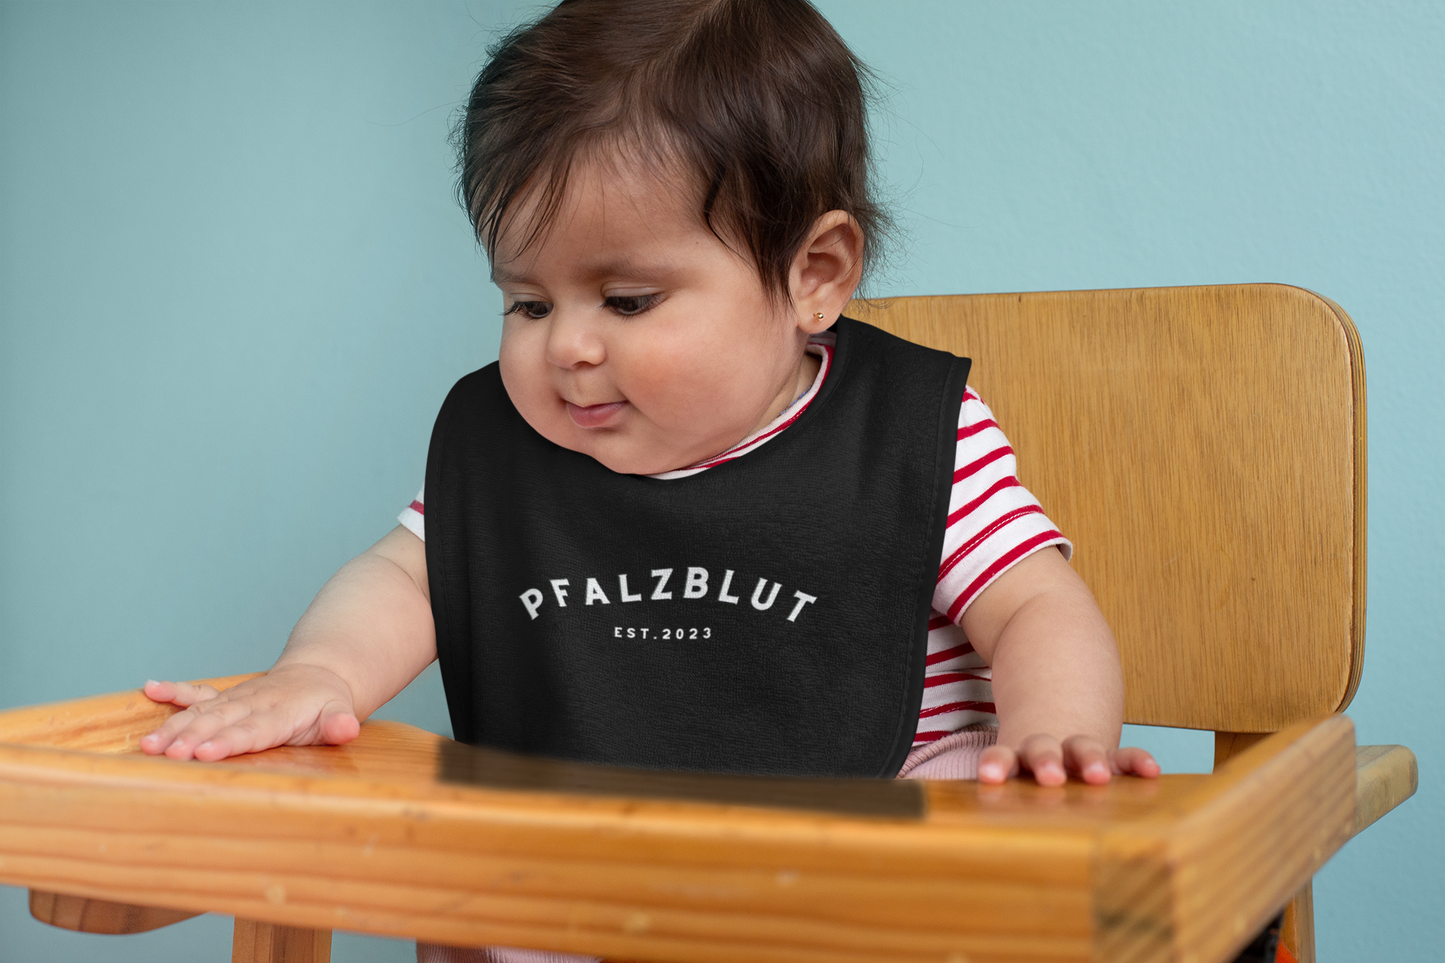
[960,547,1160,785]
[140,525,435,761]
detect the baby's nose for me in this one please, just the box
[544,311,607,369]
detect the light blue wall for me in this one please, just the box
[0,2,1438,960]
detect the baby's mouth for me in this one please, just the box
[566,400,628,428]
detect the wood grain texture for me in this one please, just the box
[1279,884,1314,963]
[1211,730,1313,963]
[28,887,199,933]
[1212,732,1269,770]
[1315,293,1369,715]
[0,685,1357,963]
[847,286,1366,732]
[234,919,332,963]
[1353,745,1418,836]
[0,674,260,753]
[1091,716,1354,963]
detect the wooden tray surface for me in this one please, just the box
[0,682,1356,963]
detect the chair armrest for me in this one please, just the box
[1354,744,1417,837]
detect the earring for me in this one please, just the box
[814,312,826,321]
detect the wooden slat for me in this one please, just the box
[1353,744,1418,836]
[0,674,259,753]
[234,918,332,963]
[1315,292,1370,715]
[1212,732,1269,770]
[1092,716,1354,963]
[0,684,1358,963]
[1212,730,1313,963]
[0,732,1100,962]
[28,887,199,933]
[1279,884,1315,963]
[848,287,1366,732]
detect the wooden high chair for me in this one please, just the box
[0,284,1416,963]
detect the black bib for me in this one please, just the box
[425,318,970,778]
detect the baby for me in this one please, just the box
[142,0,1156,912]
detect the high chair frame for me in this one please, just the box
[0,284,1416,963]
[851,285,1397,962]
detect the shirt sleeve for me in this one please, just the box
[932,387,1071,624]
[398,485,425,541]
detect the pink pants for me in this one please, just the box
[416,727,998,963]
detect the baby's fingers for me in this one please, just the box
[1110,746,1162,779]
[191,700,359,761]
[1015,735,1067,786]
[188,710,288,761]
[143,678,221,708]
[150,699,256,760]
[139,684,231,756]
[976,745,1019,784]
[317,704,362,745]
[1061,736,1113,785]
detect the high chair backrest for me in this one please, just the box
[848,285,1366,733]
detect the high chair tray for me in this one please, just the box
[0,675,1359,963]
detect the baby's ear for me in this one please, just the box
[790,210,865,329]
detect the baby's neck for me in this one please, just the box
[648,339,829,481]
[744,345,822,445]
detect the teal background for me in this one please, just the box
[0,1,1438,959]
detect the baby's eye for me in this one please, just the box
[605,294,660,316]
[505,300,552,319]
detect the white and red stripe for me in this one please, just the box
[397,335,1069,746]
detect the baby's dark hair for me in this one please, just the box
[455,0,888,299]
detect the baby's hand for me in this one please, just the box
[139,664,361,761]
[978,735,1160,786]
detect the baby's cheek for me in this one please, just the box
[499,346,563,438]
[648,337,760,412]
[630,368,743,438]
[497,319,541,377]
[613,342,700,415]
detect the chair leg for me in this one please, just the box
[233,918,332,963]
[1280,883,1315,963]
[1228,913,1282,963]
[28,889,200,934]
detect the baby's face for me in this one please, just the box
[493,160,816,475]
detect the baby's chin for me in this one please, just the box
[571,437,695,476]
[535,420,711,476]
